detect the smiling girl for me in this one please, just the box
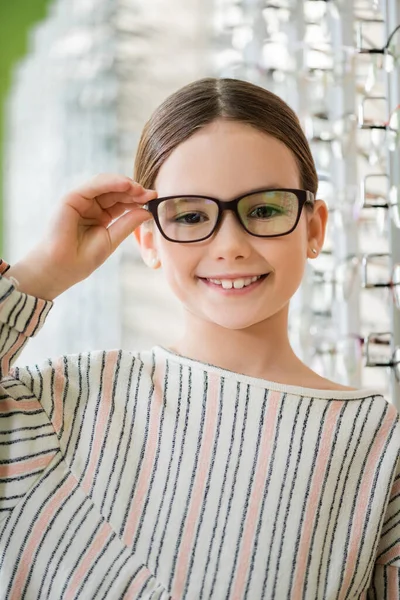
[0,77,399,599]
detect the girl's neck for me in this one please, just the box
[169,312,304,384]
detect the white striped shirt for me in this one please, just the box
[0,259,399,599]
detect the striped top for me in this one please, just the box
[0,259,400,600]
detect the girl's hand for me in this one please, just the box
[7,173,157,300]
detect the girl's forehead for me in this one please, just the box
[154,123,300,197]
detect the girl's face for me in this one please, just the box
[135,118,326,331]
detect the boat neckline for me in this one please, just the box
[153,346,384,401]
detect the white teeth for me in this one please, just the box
[207,275,263,289]
[222,280,234,289]
[233,279,245,289]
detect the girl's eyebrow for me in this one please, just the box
[255,184,286,190]
[159,185,290,201]
[233,185,289,199]
[237,185,288,195]
[212,185,290,196]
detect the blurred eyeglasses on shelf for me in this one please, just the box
[305,110,358,161]
[356,20,400,62]
[357,95,392,164]
[309,252,398,306]
[337,332,399,384]
[355,18,398,55]
[308,328,398,385]
[361,253,400,308]
[357,95,400,153]
[356,172,389,234]
[358,174,400,230]
[365,332,400,383]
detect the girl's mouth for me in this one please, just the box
[198,273,270,294]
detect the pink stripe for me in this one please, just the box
[25,298,47,337]
[390,478,400,499]
[292,402,344,598]
[52,357,67,435]
[388,564,400,600]
[122,568,154,599]
[0,451,57,478]
[1,334,26,379]
[172,373,220,598]
[123,357,165,546]
[0,397,41,413]
[0,260,10,274]
[65,521,113,599]
[376,543,400,564]
[338,405,398,600]
[9,475,76,600]
[82,351,119,495]
[230,390,282,598]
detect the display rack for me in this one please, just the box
[211,0,400,406]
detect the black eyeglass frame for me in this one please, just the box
[143,187,315,243]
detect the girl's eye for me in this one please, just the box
[248,205,282,219]
[174,212,209,225]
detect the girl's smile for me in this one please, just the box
[198,272,271,295]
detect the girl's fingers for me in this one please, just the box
[65,188,157,222]
[95,188,157,209]
[102,201,151,222]
[106,209,153,251]
[67,203,150,231]
[73,174,138,201]
[67,172,155,202]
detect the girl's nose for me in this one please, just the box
[215,210,248,237]
[209,211,253,257]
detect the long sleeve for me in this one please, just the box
[368,455,400,598]
[0,259,53,378]
[0,260,171,599]
[0,259,55,515]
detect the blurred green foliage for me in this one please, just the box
[0,0,52,256]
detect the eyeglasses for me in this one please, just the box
[144,188,315,243]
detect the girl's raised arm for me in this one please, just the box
[4,172,157,302]
[0,172,156,378]
[0,176,171,599]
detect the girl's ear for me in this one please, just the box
[133,222,161,269]
[133,224,143,247]
[306,199,328,254]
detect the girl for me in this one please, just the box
[0,77,399,599]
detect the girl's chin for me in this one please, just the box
[200,312,263,330]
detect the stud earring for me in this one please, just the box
[311,248,317,255]
[149,251,160,268]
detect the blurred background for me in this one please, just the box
[1,0,400,405]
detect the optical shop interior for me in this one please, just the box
[2,0,398,403]
[1,1,400,599]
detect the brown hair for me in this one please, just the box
[133,77,317,210]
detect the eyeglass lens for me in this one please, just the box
[157,190,299,241]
